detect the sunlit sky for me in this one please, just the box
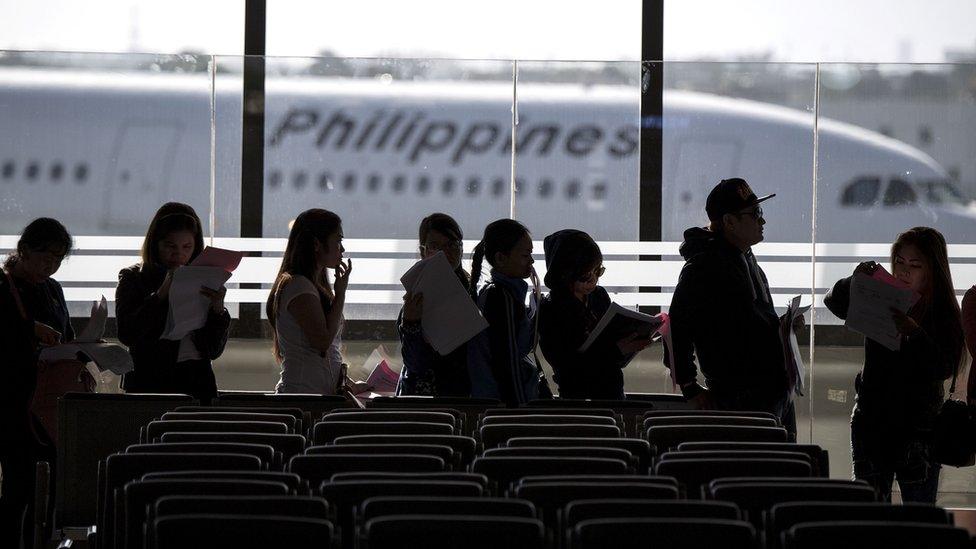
[1,0,974,62]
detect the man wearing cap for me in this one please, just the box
[668,177,796,434]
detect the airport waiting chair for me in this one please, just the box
[287,453,445,488]
[121,479,290,549]
[678,441,829,477]
[516,475,679,491]
[356,407,467,433]
[654,458,812,498]
[479,424,620,449]
[321,410,458,430]
[153,514,334,549]
[481,415,619,427]
[161,411,298,433]
[484,446,635,471]
[159,432,307,462]
[642,415,779,433]
[364,515,546,549]
[643,409,779,421]
[470,456,629,494]
[767,502,952,549]
[483,407,618,420]
[657,450,813,473]
[305,443,456,469]
[214,391,353,421]
[367,397,503,434]
[125,442,277,470]
[783,521,970,549]
[312,421,454,445]
[140,470,304,493]
[571,518,755,549]
[360,496,536,523]
[333,434,477,466]
[506,437,654,472]
[143,420,288,443]
[708,481,877,526]
[646,425,789,453]
[329,471,489,489]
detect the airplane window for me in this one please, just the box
[50,163,64,182]
[392,175,406,194]
[491,178,505,197]
[441,176,456,195]
[268,170,283,188]
[26,162,39,181]
[883,178,917,207]
[318,172,334,191]
[592,182,607,201]
[367,174,381,193]
[293,171,308,189]
[74,164,88,183]
[2,161,13,179]
[416,176,430,194]
[538,179,553,198]
[343,173,357,192]
[922,180,967,206]
[840,177,880,207]
[566,180,581,200]
[466,177,480,196]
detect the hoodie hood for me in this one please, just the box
[543,229,598,290]
[679,226,725,260]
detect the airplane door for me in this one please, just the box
[101,121,182,233]
[667,138,741,238]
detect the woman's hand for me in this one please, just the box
[200,285,227,313]
[891,307,920,335]
[34,321,62,346]
[334,259,352,296]
[403,292,423,323]
[616,332,652,355]
[854,261,879,277]
[156,268,176,300]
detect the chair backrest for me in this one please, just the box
[643,409,779,421]
[161,412,297,433]
[710,482,878,525]
[151,495,328,527]
[367,396,503,433]
[153,514,334,549]
[784,521,971,549]
[305,444,455,467]
[481,415,618,427]
[322,410,458,429]
[572,517,755,549]
[159,432,307,461]
[484,446,634,469]
[621,393,693,410]
[100,453,261,549]
[333,434,477,465]
[515,482,678,528]
[125,442,276,468]
[361,496,537,522]
[506,437,653,472]
[480,424,621,449]
[564,499,741,529]
[654,459,812,498]
[643,416,779,430]
[313,421,454,444]
[329,472,489,488]
[678,441,829,477]
[288,453,445,487]
[516,475,678,489]
[145,420,288,442]
[141,470,304,492]
[175,405,304,423]
[483,408,618,419]
[355,407,466,432]
[646,425,789,452]
[659,450,813,472]
[122,479,289,549]
[768,502,952,549]
[471,456,629,493]
[364,515,545,549]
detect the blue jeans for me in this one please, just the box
[851,420,941,503]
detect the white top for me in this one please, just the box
[273,274,344,395]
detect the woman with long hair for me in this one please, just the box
[397,213,471,396]
[825,226,964,503]
[116,202,230,402]
[267,209,351,395]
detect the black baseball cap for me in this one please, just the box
[705,177,775,222]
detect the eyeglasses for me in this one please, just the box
[733,206,764,220]
[577,265,606,283]
[421,240,462,254]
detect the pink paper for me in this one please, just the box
[191,246,244,272]
[365,359,400,394]
[871,266,921,304]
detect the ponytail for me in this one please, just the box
[469,241,486,299]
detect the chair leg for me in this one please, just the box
[33,460,51,549]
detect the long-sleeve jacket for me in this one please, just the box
[539,286,628,400]
[396,308,471,397]
[964,286,976,400]
[116,263,230,393]
[668,227,788,395]
[825,275,957,436]
[467,271,540,406]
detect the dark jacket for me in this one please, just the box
[825,276,956,442]
[964,286,976,399]
[5,268,74,343]
[396,309,471,397]
[116,263,230,401]
[539,286,627,400]
[668,227,788,396]
[467,271,540,406]
[0,270,42,440]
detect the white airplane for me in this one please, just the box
[0,67,971,246]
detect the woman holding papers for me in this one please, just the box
[467,219,550,405]
[396,213,472,397]
[824,226,963,503]
[268,208,351,395]
[117,203,230,402]
[538,230,651,400]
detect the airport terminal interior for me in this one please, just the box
[4,1,976,547]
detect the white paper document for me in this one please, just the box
[846,272,917,351]
[780,295,811,396]
[400,252,488,355]
[78,295,108,341]
[40,341,134,375]
[161,266,232,341]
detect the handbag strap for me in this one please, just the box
[4,268,29,321]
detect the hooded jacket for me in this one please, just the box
[668,227,788,395]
